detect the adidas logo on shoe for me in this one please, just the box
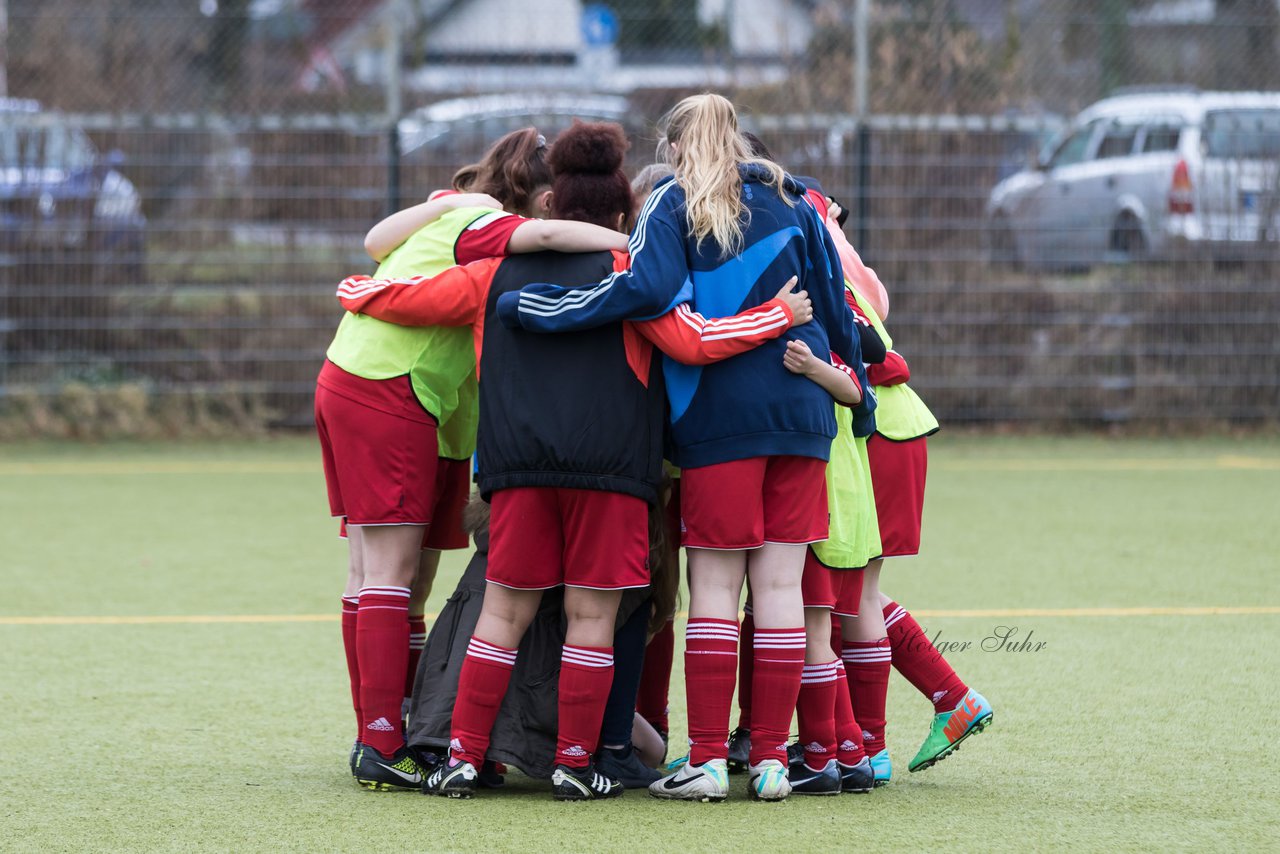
[366,716,396,732]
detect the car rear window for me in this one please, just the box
[1097,125,1138,158]
[1142,124,1181,153]
[1204,109,1280,159]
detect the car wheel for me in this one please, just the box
[1108,213,1147,262]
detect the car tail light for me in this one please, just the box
[1169,159,1194,214]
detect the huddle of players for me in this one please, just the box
[316,92,993,803]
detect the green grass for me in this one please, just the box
[2,436,1278,851]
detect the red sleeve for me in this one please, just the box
[829,351,864,407]
[844,289,873,328]
[805,188,829,219]
[866,349,911,387]
[335,258,499,327]
[634,299,795,366]
[453,211,532,264]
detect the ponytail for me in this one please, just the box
[659,94,790,256]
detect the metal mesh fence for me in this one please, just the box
[1,1,1277,436]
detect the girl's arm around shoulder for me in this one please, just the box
[496,189,690,332]
[506,219,629,255]
[782,339,862,406]
[364,192,502,262]
[336,258,501,327]
[867,349,911,386]
[635,277,812,365]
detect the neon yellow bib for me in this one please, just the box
[849,289,939,442]
[325,207,494,459]
[811,404,882,569]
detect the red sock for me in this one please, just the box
[636,618,674,733]
[796,660,839,771]
[736,608,755,730]
[684,618,739,766]
[833,660,867,765]
[406,615,427,700]
[842,638,891,756]
[341,596,361,738]
[449,637,517,767]
[884,601,969,713]
[556,645,614,768]
[748,627,806,766]
[356,586,411,755]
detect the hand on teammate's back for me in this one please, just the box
[782,338,818,376]
[774,277,812,327]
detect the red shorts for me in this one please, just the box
[802,548,864,615]
[487,487,650,590]
[335,459,470,549]
[830,568,864,618]
[867,435,928,557]
[423,458,471,550]
[315,362,470,549]
[680,456,828,550]
[801,547,835,609]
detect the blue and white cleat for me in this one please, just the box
[649,758,729,802]
[869,748,892,786]
[748,759,792,801]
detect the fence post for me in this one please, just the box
[856,122,870,258]
[853,0,871,257]
[385,0,407,216]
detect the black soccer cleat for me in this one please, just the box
[595,744,662,789]
[787,756,842,796]
[551,763,624,801]
[726,727,751,773]
[423,758,479,799]
[353,744,425,791]
[349,741,360,777]
[839,756,876,793]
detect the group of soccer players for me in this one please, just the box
[316,92,993,803]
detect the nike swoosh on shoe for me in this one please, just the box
[376,763,422,783]
[664,771,703,790]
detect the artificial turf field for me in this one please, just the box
[1,436,1278,852]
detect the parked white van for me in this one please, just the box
[986,89,1280,268]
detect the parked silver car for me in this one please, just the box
[987,90,1280,268]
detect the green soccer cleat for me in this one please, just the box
[908,689,993,773]
[353,744,425,791]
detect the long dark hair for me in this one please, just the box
[453,128,552,216]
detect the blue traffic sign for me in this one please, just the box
[581,4,619,47]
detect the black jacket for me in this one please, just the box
[476,251,666,504]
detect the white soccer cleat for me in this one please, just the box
[748,759,792,801]
[648,758,730,802]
